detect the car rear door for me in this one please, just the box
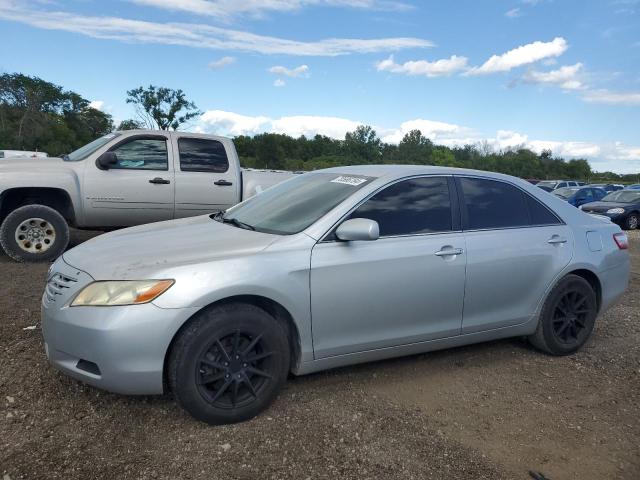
[82,134,175,227]
[310,176,466,359]
[456,176,573,333]
[172,134,241,218]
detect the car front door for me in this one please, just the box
[310,176,466,359]
[82,134,175,227]
[457,176,573,333]
[172,135,241,218]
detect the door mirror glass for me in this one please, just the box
[336,218,379,242]
[96,151,118,170]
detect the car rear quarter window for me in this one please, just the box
[526,195,561,226]
[178,138,229,173]
[348,176,453,236]
[459,177,530,230]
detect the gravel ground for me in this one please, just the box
[1,229,639,480]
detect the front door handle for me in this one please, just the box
[149,177,170,185]
[214,179,233,186]
[548,235,568,245]
[435,247,464,257]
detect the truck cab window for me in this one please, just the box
[111,138,168,170]
[178,138,229,173]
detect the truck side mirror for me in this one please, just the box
[96,151,118,170]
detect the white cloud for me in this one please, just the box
[522,63,585,90]
[582,89,640,105]
[128,0,414,18]
[208,56,236,69]
[375,54,469,77]
[268,65,310,77]
[89,100,105,111]
[505,8,522,18]
[0,1,432,56]
[468,37,568,75]
[274,79,286,87]
[197,109,640,172]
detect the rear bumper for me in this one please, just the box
[42,300,199,395]
[599,261,630,314]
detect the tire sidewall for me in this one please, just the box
[170,305,290,425]
[539,276,597,355]
[0,205,70,263]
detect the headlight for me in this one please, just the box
[606,208,625,214]
[70,280,174,307]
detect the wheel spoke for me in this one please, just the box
[242,333,263,356]
[210,378,233,403]
[232,330,241,357]
[241,372,258,398]
[231,379,240,406]
[245,351,273,363]
[215,339,231,362]
[200,358,225,370]
[198,372,225,385]
[556,321,570,336]
[247,366,272,379]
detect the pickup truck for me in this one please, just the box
[0,130,296,262]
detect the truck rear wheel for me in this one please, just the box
[0,204,70,263]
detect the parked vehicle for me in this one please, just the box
[0,150,48,159]
[42,166,630,424]
[0,130,296,262]
[537,184,554,192]
[580,189,640,230]
[587,183,624,192]
[626,184,640,190]
[552,186,607,207]
[537,180,582,191]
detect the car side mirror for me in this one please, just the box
[336,218,380,242]
[96,151,118,170]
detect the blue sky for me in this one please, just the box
[0,0,639,173]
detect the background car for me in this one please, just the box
[588,183,624,192]
[580,189,640,230]
[626,184,640,190]
[552,186,607,207]
[537,180,582,191]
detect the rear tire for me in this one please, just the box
[529,274,598,355]
[168,303,290,425]
[625,213,638,230]
[0,204,70,263]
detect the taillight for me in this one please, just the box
[613,232,628,250]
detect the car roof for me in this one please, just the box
[314,164,521,182]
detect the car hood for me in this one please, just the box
[581,201,629,212]
[0,156,65,169]
[62,215,280,279]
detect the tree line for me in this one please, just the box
[0,73,637,183]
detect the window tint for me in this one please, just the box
[558,182,567,188]
[526,196,560,226]
[460,177,529,230]
[111,138,167,170]
[179,138,229,173]
[348,177,452,236]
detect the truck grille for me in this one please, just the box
[44,272,78,305]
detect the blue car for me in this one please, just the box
[552,186,607,207]
[626,184,640,190]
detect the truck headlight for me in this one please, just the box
[70,280,174,307]
[606,208,625,214]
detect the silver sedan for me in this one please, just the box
[41,166,630,424]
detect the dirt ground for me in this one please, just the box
[1,229,639,480]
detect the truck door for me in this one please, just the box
[172,135,241,218]
[82,134,175,227]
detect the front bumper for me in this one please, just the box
[41,258,199,395]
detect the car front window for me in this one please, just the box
[65,133,120,161]
[220,173,375,235]
[553,188,577,199]
[603,191,640,203]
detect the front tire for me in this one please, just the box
[0,204,70,263]
[168,303,290,425]
[625,213,638,230]
[529,274,598,355]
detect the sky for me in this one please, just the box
[0,0,639,173]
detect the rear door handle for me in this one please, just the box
[548,236,568,245]
[435,247,464,257]
[214,179,233,186]
[149,177,170,185]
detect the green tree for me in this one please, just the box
[126,85,201,131]
[344,125,381,162]
[117,119,143,130]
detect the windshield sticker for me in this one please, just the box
[331,176,367,186]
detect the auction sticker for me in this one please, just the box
[331,176,368,186]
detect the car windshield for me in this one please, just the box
[218,173,375,235]
[553,187,578,199]
[602,190,640,203]
[537,181,558,188]
[65,133,120,161]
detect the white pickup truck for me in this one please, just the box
[0,130,296,262]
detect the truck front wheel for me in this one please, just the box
[0,205,70,263]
